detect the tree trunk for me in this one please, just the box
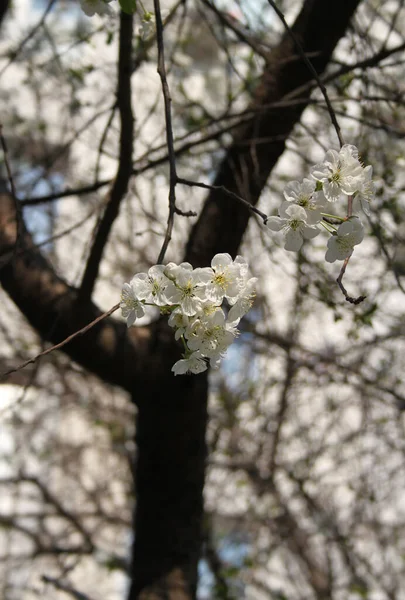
[129,374,208,599]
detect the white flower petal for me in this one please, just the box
[284,204,308,220]
[211,253,233,269]
[302,226,320,240]
[284,230,303,252]
[266,216,283,232]
[337,220,354,236]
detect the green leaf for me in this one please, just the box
[119,0,137,14]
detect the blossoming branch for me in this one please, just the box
[266,144,375,263]
[120,253,257,375]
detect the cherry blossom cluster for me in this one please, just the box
[266,144,375,263]
[120,254,257,375]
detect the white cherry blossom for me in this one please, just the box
[325,216,364,263]
[266,204,320,252]
[168,310,190,340]
[172,351,208,376]
[164,261,193,280]
[228,277,257,323]
[353,165,375,215]
[139,12,155,39]
[283,178,327,224]
[138,9,169,39]
[131,265,169,306]
[204,253,244,304]
[195,301,225,324]
[311,144,365,201]
[186,310,238,359]
[120,283,145,327]
[164,265,213,316]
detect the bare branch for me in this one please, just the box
[42,576,96,600]
[154,0,179,265]
[266,0,344,148]
[78,11,134,302]
[0,303,120,381]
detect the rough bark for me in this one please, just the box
[0,1,362,598]
[129,374,208,600]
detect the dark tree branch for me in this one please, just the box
[128,373,208,600]
[19,39,405,209]
[0,303,120,381]
[42,576,96,600]
[200,0,270,60]
[0,128,23,260]
[78,11,134,302]
[0,193,150,392]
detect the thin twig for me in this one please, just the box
[177,177,268,223]
[0,303,120,381]
[154,0,178,265]
[42,576,95,600]
[0,0,57,78]
[336,255,366,304]
[266,0,344,148]
[201,0,270,60]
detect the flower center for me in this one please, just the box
[151,280,161,296]
[288,218,303,231]
[298,195,310,208]
[330,169,342,184]
[213,273,229,290]
[337,236,354,251]
[182,281,194,297]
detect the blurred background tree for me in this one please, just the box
[1,0,405,599]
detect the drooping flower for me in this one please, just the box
[325,216,364,263]
[168,310,191,341]
[172,351,208,376]
[138,9,169,39]
[228,276,257,323]
[120,283,145,327]
[353,165,375,215]
[311,144,365,202]
[266,204,320,252]
[139,12,156,39]
[79,0,113,17]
